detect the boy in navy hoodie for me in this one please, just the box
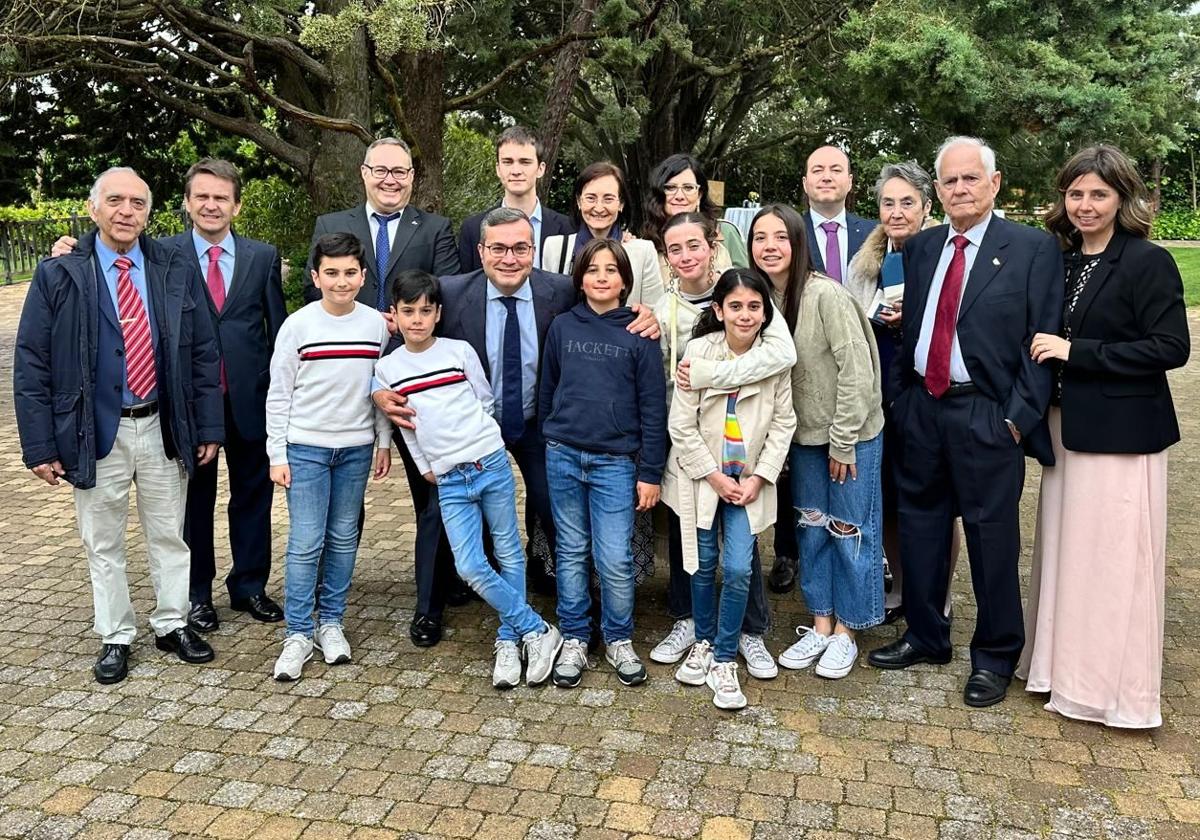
[538,239,667,688]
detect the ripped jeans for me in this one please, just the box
[790,435,884,630]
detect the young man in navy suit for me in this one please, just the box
[867,137,1064,708]
[457,126,575,272]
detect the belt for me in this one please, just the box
[120,401,158,418]
[911,371,978,398]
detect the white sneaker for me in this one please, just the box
[738,634,778,680]
[706,660,747,710]
[314,624,352,665]
[493,640,522,690]
[815,633,858,679]
[552,638,589,688]
[273,634,313,682]
[522,623,563,686]
[675,640,713,686]
[777,626,831,670]
[650,618,696,664]
[605,640,647,686]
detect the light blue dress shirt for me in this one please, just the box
[191,229,236,294]
[914,212,994,383]
[94,237,158,406]
[485,278,538,424]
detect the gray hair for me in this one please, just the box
[363,137,412,164]
[875,160,934,205]
[479,207,532,242]
[88,167,153,213]
[934,136,997,180]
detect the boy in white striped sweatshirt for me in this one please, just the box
[373,270,562,689]
[266,233,392,681]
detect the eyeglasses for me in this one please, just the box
[664,184,700,196]
[580,194,620,207]
[363,165,414,181]
[483,243,533,258]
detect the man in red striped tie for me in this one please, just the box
[14,167,225,685]
[866,137,1064,709]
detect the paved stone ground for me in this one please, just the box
[0,280,1197,840]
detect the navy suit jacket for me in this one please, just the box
[892,215,1065,465]
[436,268,575,382]
[161,232,286,440]
[306,204,461,306]
[456,203,576,273]
[804,210,877,274]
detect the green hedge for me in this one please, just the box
[1152,209,1200,240]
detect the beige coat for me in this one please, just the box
[541,234,664,307]
[662,332,798,572]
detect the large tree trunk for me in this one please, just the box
[539,0,601,199]
[400,50,447,212]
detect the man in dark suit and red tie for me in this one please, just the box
[867,136,1064,708]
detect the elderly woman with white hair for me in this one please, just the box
[845,160,959,627]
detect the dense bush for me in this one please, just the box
[1151,209,1200,240]
[234,176,315,311]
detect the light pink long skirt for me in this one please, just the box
[1016,408,1168,728]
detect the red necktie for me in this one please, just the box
[206,245,228,392]
[114,256,157,400]
[924,235,971,398]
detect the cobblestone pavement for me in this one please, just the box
[0,281,1197,840]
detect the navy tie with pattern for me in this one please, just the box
[373,212,402,311]
[499,296,525,444]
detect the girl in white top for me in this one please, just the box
[540,161,663,306]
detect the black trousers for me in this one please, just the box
[773,464,798,563]
[185,399,274,603]
[894,386,1026,676]
[665,508,771,635]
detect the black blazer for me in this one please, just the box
[162,232,287,441]
[306,204,461,306]
[436,268,575,380]
[893,215,1065,465]
[1058,233,1189,454]
[804,210,877,274]
[456,203,576,273]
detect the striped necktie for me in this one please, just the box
[114,256,156,399]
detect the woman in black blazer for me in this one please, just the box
[1017,145,1190,729]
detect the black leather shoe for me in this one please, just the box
[409,614,442,647]
[767,555,796,594]
[445,581,477,608]
[882,605,905,626]
[154,626,215,664]
[964,669,1011,708]
[94,644,130,684]
[230,593,284,623]
[867,638,952,670]
[188,600,219,633]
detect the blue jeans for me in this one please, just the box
[283,443,373,636]
[790,434,884,630]
[693,500,756,663]
[437,447,544,642]
[546,441,636,644]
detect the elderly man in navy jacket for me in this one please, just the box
[15,167,224,685]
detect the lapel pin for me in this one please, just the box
[992,257,1001,266]
[411,220,419,225]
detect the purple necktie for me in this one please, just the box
[820,220,842,282]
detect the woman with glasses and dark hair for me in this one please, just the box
[1017,145,1189,728]
[644,154,750,284]
[541,162,663,306]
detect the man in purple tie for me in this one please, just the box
[769,145,880,594]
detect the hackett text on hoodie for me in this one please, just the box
[538,302,667,484]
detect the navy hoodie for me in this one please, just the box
[538,302,667,484]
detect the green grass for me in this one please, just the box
[1166,246,1200,307]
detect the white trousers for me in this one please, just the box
[73,413,190,643]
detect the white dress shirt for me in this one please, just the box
[914,213,994,383]
[809,208,849,280]
[365,201,406,258]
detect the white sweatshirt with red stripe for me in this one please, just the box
[266,301,392,466]
[373,337,504,477]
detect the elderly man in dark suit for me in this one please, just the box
[374,208,659,646]
[457,126,575,272]
[867,136,1064,708]
[15,167,224,684]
